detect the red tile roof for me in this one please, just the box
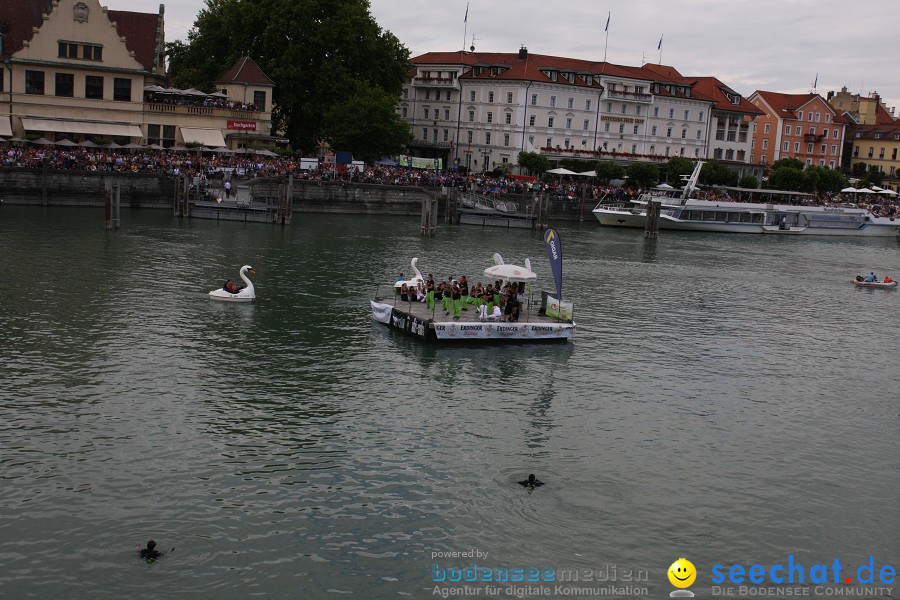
[108,9,163,72]
[0,0,53,57]
[687,77,764,116]
[216,56,275,86]
[754,90,848,123]
[1,1,162,72]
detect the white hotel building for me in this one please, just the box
[400,47,761,177]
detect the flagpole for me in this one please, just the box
[603,12,610,62]
[462,2,469,51]
[658,34,663,64]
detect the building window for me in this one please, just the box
[531,94,537,106]
[699,112,704,122]
[485,132,491,145]
[507,92,513,103]
[253,91,265,110]
[668,108,674,119]
[82,44,102,61]
[821,144,827,154]
[653,106,659,117]
[586,99,591,111]
[825,114,831,123]
[446,90,451,101]
[684,110,689,120]
[505,113,511,125]
[424,108,430,119]
[486,112,493,123]
[444,109,450,120]
[529,115,535,126]
[651,125,657,136]
[783,141,789,151]
[737,150,745,161]
[794,142,800,152]
[546,138,552,147]
[85,75,103,99]
[725,149,734,160]
[467,130,473,144]
[567,97,573,109]
[604,122,610,132]
[425,90,430,100]
[607,102,612,112]
[762,139,768,149]
[58,41,79,58]
[649,145,655,154]
[402,106,407,117]
[403,88,408,99]
[631,144,637,153]
[808,144,813,153]
[548,116,554,127]
[618,123,624,133]
[809,126,816,135]
[444,129,449,142]
[833,129,838,138]
[528,135,534,146]
[633,125,639,134]
[764,123,770,133]
[504,134,510,146]
[550,96,556,107]
[621,104,626,114]
[25,70,45,95]
[696,130,701,139]
[681,128,687,138]
[583,119,589,131]
[635,106,641,116]
[55,73,74,97]
[822,129,828,139]
[785,125,791,135]
[666,127,672,137]
[469,110,474,122]
[815,112,820,122]
[564,138,570,148]
[470,90,476,102]
[488,91,494,103]
[422,128,427,140]
[566,118,572,129]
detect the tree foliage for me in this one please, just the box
[167,0,412,154]
[699,160,738,186]
[593,160,625,183]
[738,175,759,189]
[771,157,805,172]
[517,152,549,174]
[666,157,694,184]
[767,167,804,191]
[625,162,659,188]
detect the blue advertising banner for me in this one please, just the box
[543,228,562,300]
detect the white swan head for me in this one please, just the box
[395,258,425,289]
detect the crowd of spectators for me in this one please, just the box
[143,92,258,112]
[1,141,896,215]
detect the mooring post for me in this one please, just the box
[644,200,661,238]
[285,174,293,224]
[104,180,112,230]
[41,158,48,206]
[115,181,121,229]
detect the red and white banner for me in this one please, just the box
[227,120,257,131]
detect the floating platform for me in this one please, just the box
[371,298,575,342]
[191,200,276,223]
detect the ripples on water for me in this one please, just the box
[0,208,897,598]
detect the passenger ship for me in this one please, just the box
[592,162,900,237]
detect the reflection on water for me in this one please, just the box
[0,207,897,598]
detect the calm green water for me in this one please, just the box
[1,206,897,599]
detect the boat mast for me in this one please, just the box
[680,160,704,202]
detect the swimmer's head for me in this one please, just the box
[147,540,156,550]
[528,474,536,484]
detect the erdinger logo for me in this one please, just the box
[447,323,459,337]
[668,558,696,598]
[73,1,89,22]
[484,324,495,335]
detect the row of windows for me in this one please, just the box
[854,146,899,160]
[782,141,839,155]
[783,125,840,138]
[755,154,837,169]
[58,41,103,61]
[24,70,132,101]
[711,149,748,161]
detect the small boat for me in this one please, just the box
[851,277,897,289]
[209,265,256,302]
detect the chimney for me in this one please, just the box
[518,46,528,60]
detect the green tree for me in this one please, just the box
[666,157,694,184]
[322,81,412,161]
[560,158,592,172]
[851,162,868,177]
[168,0,411,154]
[517,152,549,175]
[625,162,660,188]
[593,160,625,183]
[738,175,759,189]
[814,167,847,194]
[700,160,738,186]
[800,167,821,193]
[865,165,885,187]
[767,167,804,191]
[771,157,805,172]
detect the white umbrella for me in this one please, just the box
[547,167,577,175]
[869,186,884,191]
[54,139,79,146]
[856,188,875,194]
[483,263,537,283]
[657,183,675,189]
[576,170,597,177]
[840,186,858,193]
[79,140,100,147]
[876,189,897,196]
[143,85,166,92]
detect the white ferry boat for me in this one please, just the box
[592,162,900,237]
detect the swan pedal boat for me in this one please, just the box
[209,265,256,302]
[851,279,897,289]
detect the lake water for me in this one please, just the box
[1,206,897,599]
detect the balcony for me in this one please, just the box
[412,77,458,89]
[144,102,266,119]
[804,134,823,143]
[607,89,652,103]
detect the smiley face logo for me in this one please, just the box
[668,558,696,588]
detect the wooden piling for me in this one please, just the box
[644,200,661,238]
[104,180,112,230]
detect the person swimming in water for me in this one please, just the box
[138,540,172,561]
[517,474,544,488]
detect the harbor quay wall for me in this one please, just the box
[0,169,593,221]
[0,167,176,209]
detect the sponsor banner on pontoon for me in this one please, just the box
[434,322,574,340]
[389,308,429,339]
[371,301,393,324]
[545,296,573,320]
[543,228,563,301]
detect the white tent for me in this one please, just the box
[546,167,577,175]
[576,170,597,177]
[840,187,858,193]
[856,188,876,194]
[876,189,898,196]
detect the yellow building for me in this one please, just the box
[1,0,276,149]
[827,87,897,125]
[849,123,900,192]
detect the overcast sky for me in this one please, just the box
[128,0,900,114]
